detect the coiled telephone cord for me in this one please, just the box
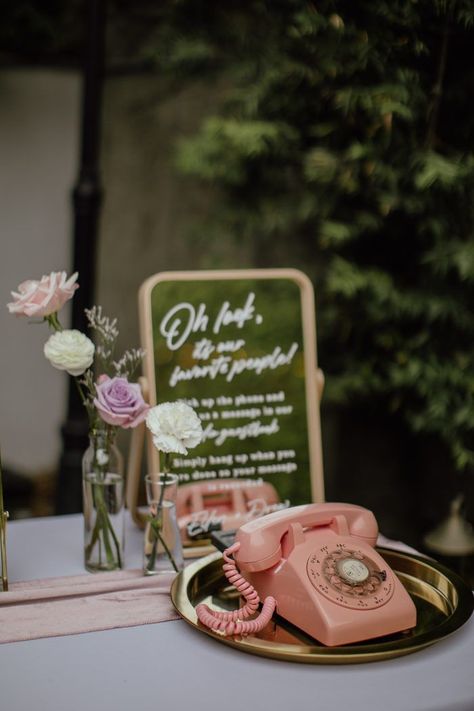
[196,542,276,636]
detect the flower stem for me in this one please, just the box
[157,530,179,573]
[85,487,121,569]
[146,517,179,573]
[45,312,63,332]
[105,504,122,567]
[146,518,161,572]
[84,431,122,571]
[145,453,178,573]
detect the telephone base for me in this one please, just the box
[246,530,417,646]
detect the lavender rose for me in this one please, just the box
[94,375,149,429]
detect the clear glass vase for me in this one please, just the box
[144,473,184,575]
[82,430,125,572]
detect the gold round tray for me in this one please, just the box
[171,547,473,664]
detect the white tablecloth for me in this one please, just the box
[1,514,473,711]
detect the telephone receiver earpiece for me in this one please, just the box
[234,503,378,572]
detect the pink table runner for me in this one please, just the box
[0,536,422,645]
[0,569,179,644]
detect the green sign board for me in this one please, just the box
[129,269,324,541]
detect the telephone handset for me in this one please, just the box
[196,503,417,646]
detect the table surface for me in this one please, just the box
[1,514,473,711]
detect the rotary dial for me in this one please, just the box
[307,546,394,610]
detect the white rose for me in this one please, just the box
[44,329,95,376]
[146,402,203,455]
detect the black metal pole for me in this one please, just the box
[55,0,106,514]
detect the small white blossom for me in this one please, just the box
[146,402,203,455]
[96,449,109,466]
[113,348,146,377]
[85,305,119,342]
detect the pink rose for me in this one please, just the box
[7,271,79,318]
[94,375,149,429]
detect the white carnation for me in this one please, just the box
[44,329,95,377]
[146,402,203,455]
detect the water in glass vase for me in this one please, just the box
[144,473,184,574]
[82,433,125,572]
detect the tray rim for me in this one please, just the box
[171,546,474,664]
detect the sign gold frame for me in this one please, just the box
[0,451,9,592]
[127,268,325,530]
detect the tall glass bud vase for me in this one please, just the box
[144,473,184,574]
[82,429,125,572]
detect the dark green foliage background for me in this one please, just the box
[143,0,474,474]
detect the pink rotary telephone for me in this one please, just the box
[197,502,417,646]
